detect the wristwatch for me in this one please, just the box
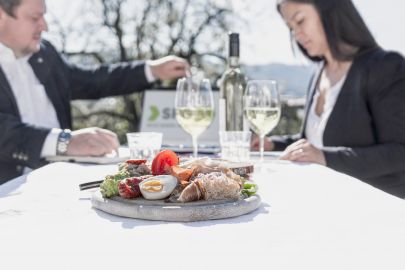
[56,129,72,156]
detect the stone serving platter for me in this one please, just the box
[91,190,261,222]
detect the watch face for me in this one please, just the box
[57,142,68,154]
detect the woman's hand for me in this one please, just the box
[278,139,326,165]
[251,135,274,151]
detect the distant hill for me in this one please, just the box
[243,63,315,97]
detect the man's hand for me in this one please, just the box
[278,139,326,165]
[67,127,120,157]
[149,56,189,80]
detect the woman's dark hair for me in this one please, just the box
[277,0,378,62]
[0,0,21,18]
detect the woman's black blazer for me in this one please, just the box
[273,48,405,198]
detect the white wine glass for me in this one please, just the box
[244,80,281,161]
[175,77,214,158]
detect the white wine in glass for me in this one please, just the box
[175,77,214,158]
[245,107,280,136]
[244,80,281,161]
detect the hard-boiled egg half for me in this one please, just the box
[139,175,178,200]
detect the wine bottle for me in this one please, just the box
[219,32,248,131]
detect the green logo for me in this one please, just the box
[148,105,160,122]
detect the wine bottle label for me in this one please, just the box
[219,98,226,131]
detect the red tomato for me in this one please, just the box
[126,159,147,165]
[151,150,179,175]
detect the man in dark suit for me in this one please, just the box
[0,0,189,183]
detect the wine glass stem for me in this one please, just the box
[192,135,198,158]
[259,134,265,162]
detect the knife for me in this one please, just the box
[79,180,103,191]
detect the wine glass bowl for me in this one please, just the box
[175,77,214,158]
[244,80,281,161]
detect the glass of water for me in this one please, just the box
[126,132,162,162]
[219,131,252,162]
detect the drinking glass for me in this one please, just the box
[244,80,281,161]
[126,132,162,162]
[219,131,252,162]
[175,77,214,158]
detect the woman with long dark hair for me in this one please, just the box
[256,0,405,198]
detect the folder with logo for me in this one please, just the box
[140,89,220,153]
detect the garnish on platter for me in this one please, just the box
[98,150,258,203]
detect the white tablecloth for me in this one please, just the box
[1,160,405,270]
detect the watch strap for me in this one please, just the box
[56,129,72,156]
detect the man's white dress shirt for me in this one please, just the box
[0,43,61,159]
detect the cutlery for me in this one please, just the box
[79,180,103,191]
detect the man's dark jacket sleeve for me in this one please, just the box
[0,40,152,183]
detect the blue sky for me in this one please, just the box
[46,0,405,65]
